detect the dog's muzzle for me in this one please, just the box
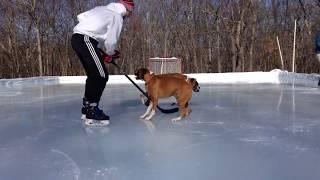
[194,86,200,92]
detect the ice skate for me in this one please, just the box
[84,103,110,127]
[81,98,90,120]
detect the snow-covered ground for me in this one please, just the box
[0,72,319,180]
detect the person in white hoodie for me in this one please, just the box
[71,0,134,125]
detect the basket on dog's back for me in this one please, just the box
[148,57,182,74]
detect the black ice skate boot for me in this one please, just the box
[81,98,90,120]
[85,103,110,126]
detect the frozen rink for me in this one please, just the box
[0,79,320,180]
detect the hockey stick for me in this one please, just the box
[100,50,179,114]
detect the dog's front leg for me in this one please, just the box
[145,98,157,121]
[140,94,150,106]
[140,102,153,119]
[140,94,146,105]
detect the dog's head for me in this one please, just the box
[134,68,150,80]
[188,78,200,92]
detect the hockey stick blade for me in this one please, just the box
[157,105,179,113]
[143,97,179,113]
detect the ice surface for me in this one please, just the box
[0,82,320,180]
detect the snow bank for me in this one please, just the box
[0,70,319,87]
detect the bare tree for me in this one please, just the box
[0,0,320,78]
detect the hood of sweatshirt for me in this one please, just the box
[106,2,127,17]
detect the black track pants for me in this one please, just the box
[71,33,109,103]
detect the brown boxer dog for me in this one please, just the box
[135,69,200,105]
[135,69,200,92]
[134,68,197,121]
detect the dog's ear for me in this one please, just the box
[142,68,149,75]
[189,78,196,85]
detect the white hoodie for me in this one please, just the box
[73,3,127,55]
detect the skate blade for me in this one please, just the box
[84,119,110,127]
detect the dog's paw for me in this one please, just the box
[171,116,182,122]
[144,117,152,121]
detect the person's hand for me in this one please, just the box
[103,54,113,63]
[103,50,120,63]
[112,50,120,60]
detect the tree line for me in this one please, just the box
[1,0,320,79]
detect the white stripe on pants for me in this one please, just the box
[83,35,105,78]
